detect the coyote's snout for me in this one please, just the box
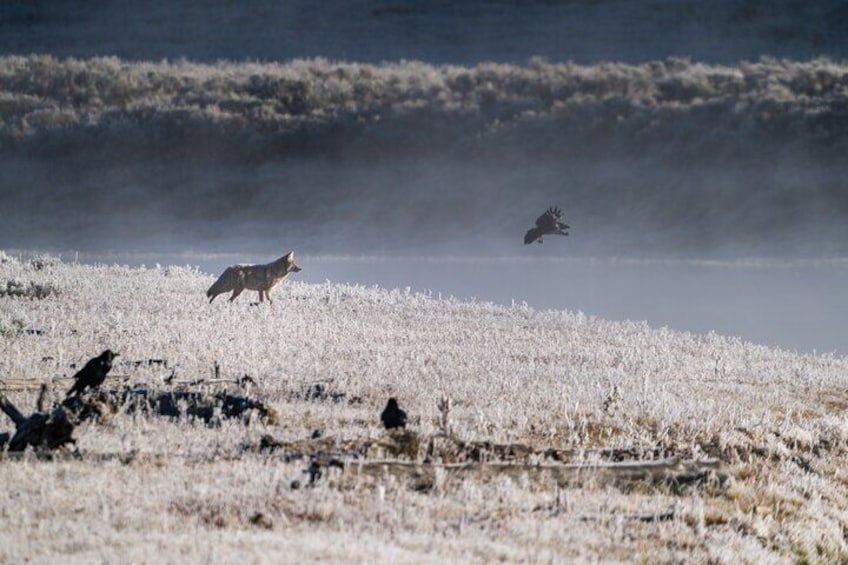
[207,251,302,304]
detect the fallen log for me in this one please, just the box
[344,458,728,491]
[575,509,677,523]
[256,431,690,465]
[0,392,75,452]
[424,434,681,463]
[255,432,729,492]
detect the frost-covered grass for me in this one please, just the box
[2,251,848,562]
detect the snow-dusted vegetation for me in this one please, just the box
[1,55,846,153]
[2,251,848,561]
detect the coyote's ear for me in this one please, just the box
[285,251,294,262]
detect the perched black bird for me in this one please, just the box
[65,350,118,398]
[380,397,408,430]
[524,206,570,244]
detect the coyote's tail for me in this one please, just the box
[207,267,236,302]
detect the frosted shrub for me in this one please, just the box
[1,55,846,154]
[0,279,58,300]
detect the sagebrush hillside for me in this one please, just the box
[2,251,848,562]
[2,55,846,157]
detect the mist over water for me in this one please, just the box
[2,1,847,354]
[2,56,847,257]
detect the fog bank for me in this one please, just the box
[2,56,847,257]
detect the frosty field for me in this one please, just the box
[2,251,848,562]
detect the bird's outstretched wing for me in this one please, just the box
[535,206,562,229]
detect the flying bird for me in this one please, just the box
[65,349,119,398]
[380,397,408,430]
[524,206,570,244]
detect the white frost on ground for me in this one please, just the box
[1,251,848,562]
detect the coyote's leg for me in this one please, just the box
[208,293,218,303]
[229,287,244,302]
[258,290,265,303]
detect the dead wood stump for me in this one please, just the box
[0,392,75,452]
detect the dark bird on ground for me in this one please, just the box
[524,206,570,244]
[65,349,118,398]
[380,397,408,430]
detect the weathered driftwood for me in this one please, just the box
[576,509,676,523]
[256,431,728,491]
[257,430,683,465]
[423,434,681,463]
[258,433,376,462]
[0,390,75,452]
[0,379,49,392]
[343,457,727,491]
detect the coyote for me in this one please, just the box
[207,251,302,304]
